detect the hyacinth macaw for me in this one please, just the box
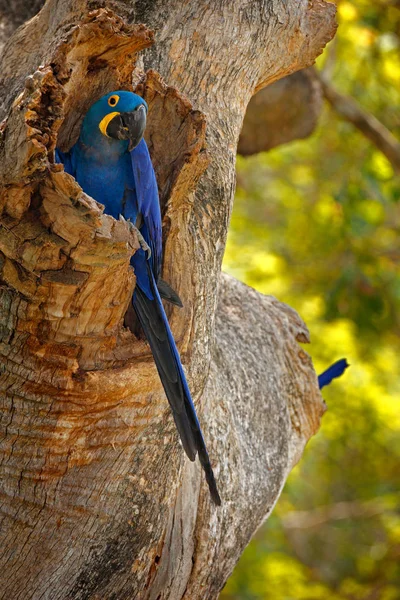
[56,91,221,505]
[318,358,349,390]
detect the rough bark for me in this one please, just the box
[0,1,336,598]
[0,0,46,52]
[0,3,325,159]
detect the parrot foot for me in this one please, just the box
[134,227,152,260]
[120,215,151,260]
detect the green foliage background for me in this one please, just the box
[221,2,400,598]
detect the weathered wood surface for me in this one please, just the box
[0,1,336,598]
[0,2,327,160]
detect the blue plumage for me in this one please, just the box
[318,358,349,389]
[56,91,221,505]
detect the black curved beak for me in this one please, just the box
[106,104,147,151]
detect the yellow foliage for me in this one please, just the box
[221,1,400,597]
[338,2,359,22]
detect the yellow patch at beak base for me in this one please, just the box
[99,112,120,137]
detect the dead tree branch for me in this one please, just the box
[318,72,400,173]
[238,68,323,155]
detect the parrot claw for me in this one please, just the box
[136,228,152,260]
[120,215,151,260]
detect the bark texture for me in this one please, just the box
[0,0,46,52]
[0,1,336,598]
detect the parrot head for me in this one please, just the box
[81,91,148,151]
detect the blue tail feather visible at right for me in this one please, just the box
[318,358,349,389]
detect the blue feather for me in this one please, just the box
[318,358,349,389]
[130,139,162,282]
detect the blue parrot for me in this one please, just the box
[318,358,349,389]
[56,91,221,505]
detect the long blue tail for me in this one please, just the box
[318,358,349,389]
[132,262,221,505]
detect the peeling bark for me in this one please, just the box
[0,1,336,598]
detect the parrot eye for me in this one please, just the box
[108,95,119,107]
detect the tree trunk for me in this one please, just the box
[0,1,336,598]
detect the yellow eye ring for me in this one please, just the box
[108,94,119,107]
